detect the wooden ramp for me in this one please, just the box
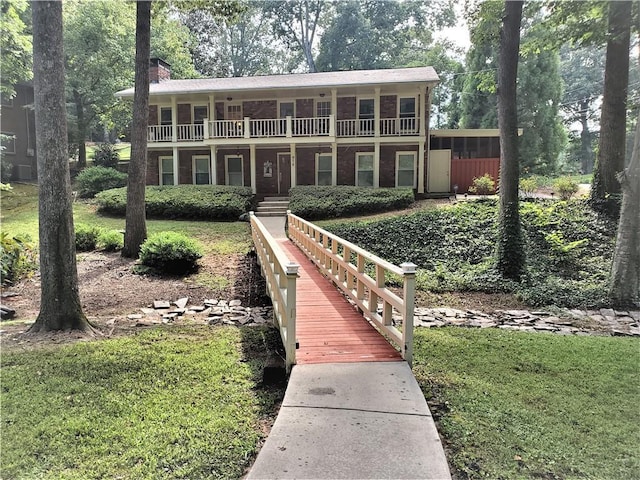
[277,239,402,364]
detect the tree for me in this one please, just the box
[559,46,605,174]
[0,0,32,97]
[610,110,640,306]
[30,0,92,332]
[591,1,632,210]
[263,0,325,72]
[64,0,136,167]
[122,0,151,259]
[496,0,525,280]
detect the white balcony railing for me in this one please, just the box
[148,115,419,142]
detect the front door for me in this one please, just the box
[277,153,291,195]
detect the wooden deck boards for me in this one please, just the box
[278,239,401,364]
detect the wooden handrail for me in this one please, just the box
[287,212,416,365]
[250,212,299,371]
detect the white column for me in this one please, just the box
[290,143,296,188]
[171,95,177,142]
[210,145,216,185]
[331,88,338,137]
[172,146,179,185]
[374,87,381,137]
[209,94,215,120]
[374,142,380,188]
[418,140,425,194]
[250,144,257,194]
[419,85,427,136]
[331,142,337,185]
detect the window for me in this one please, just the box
[193,105,208,123]
[358,98,374,134]
[193,156,210,185]
[226,156,243,186]
[356,153,374,187]
[316,100,331,117]
[399,97,416,132]
[160,156,174,185]
[227,104,242,120]
[316,154,332,186]
[396,152,416,188]
[279,101,295,118]
[160,107,172,125]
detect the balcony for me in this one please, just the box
[147,115,421,143]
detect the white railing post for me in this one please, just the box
[329,114,335,137]
[284,262,298,370]
[286,116,292,138]
[244,117,250,139]
[400,262,416,366]
[203,118,209,139]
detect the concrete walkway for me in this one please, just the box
[247,362,451,480]
[248,215,451,479]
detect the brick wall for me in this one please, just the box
[337,97,356,120]
[149,106,158,125]
[243,100,277,119]
[177,104,191,124]
[296,99,314,118]
[295,146,331,185]
[380,95,396,118]
[216,148,250,186]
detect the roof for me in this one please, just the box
[115,66,439,98]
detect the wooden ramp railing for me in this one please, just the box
[287,212,417,365]
[250,213,299,371]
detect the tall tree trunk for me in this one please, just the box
[122,0,150,258]
[30,1,92,332]
[73,89,87,169]
[579,104,592,174]
[496,0,525,280]
[609,112,640,306]
[590,1,631,210]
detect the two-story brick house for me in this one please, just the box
[116,60,455,198]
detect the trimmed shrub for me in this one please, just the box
[98,230,124,252]
[93,143,120,168]
[1,233,37,285]
[76,166,127,198]
[75,224,101,251]
[519,177,538,198]
[468,174,496,196]
[139,232,203,275]
[288,186,414,220]
[96,185,254,220]
[553,177,579,200]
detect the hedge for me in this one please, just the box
[288,186,414,220]
[96,185,254,221]
[75,166,127,198]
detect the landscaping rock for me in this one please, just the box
[175,297,189,309]
[127,314,144,320]
[153,300,171,309]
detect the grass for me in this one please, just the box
[0,184,252,255]
[413,328,639,479]
[86,142,131,161]
[1,325,285,479]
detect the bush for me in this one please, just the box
[288,186,414,220]
[75,224,101,251]
[468,174,496,196]
[519,177,538,198]
[553,177,579,200]
[75,166,127,198]
[1,233,37,285]
[96,185,254,221]
[0,155,13,182]
[98,230,124,252]
[139,232,203,274]
[92,143,120,168]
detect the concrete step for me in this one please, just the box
[257,207,289,214]
[255,211,287,217]
[263,196,290,202]
[259,201,290,208]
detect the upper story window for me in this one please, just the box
[358,99,374,119]
[316,100,331,117]
[227,104,242,120]
[160,107,172,125]
[193,105,208,124]
[399,97,416,118]
[279,101,295,118]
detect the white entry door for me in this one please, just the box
[428,149,451,193]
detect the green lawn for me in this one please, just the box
[1,326,284,479]
[86,142,131,161]
[413,328,639,479]
[0,184,251,255]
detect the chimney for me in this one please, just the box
[149,58,171,84]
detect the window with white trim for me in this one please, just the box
[396,152,416,188]
[160,107,172,125]
[193,105,208,123]
[279,101,295,118]
[399,97,416,132]
[226,156,243,186]
[316,154,332,186]
[227,104,242,120]
[193,156,210,185]
[159,156,174,185]
[316,100,331,117]
[356,153,374,187]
